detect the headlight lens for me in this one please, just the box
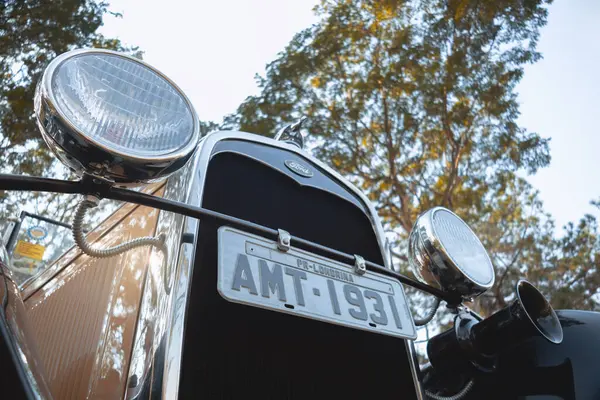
[432,209,494,287]
[51,53,195,159]
[35,49,200,184]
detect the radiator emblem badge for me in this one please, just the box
[284,160,313,178]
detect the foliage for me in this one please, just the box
[227,0,599,313]
[1,0,597,315]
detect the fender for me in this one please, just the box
[467,310,600,399]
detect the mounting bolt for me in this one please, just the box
[277,229,291,252]
[84,194,100,207]
[354,255,366,275]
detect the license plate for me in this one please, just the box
[217,227,416,340]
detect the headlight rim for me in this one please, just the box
[37,48,200,164]
[408,206,495,300]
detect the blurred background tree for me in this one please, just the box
[1,0,598,317]
[226,0,600,315]
[0,0,140,223]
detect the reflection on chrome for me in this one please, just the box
[125,149,197,399]
[0,245,52,398]
[163,217,197,399]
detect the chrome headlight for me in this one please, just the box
[408,207,495,301]
[35,49,200,185]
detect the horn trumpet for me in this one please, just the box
[428,280,563,372]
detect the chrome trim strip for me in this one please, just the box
[406,340,425,400]
[125,130,424,398]
[161,217,197,399]
[124,150,199,399]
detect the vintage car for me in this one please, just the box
[0,49,598,400]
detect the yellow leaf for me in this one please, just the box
[379,181,391,191]
[310,77,321,88]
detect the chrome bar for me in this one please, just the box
[104,187,454,302]
[0,173,453,302]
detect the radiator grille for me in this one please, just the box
[179,150,418,399]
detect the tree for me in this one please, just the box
[528,199,600,311]
[226,0,599,314]
[0,2,218,235]
[0,0,139,223]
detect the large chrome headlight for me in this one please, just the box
[34,49,200,185]
[408,207,495,301]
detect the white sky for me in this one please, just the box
[101,0,599,231]
[517,0,600,231]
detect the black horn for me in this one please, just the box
[428,280,563,372]
[471,280,563,354]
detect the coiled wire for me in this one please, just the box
[72,196,171,294]
[425,379,475,400]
